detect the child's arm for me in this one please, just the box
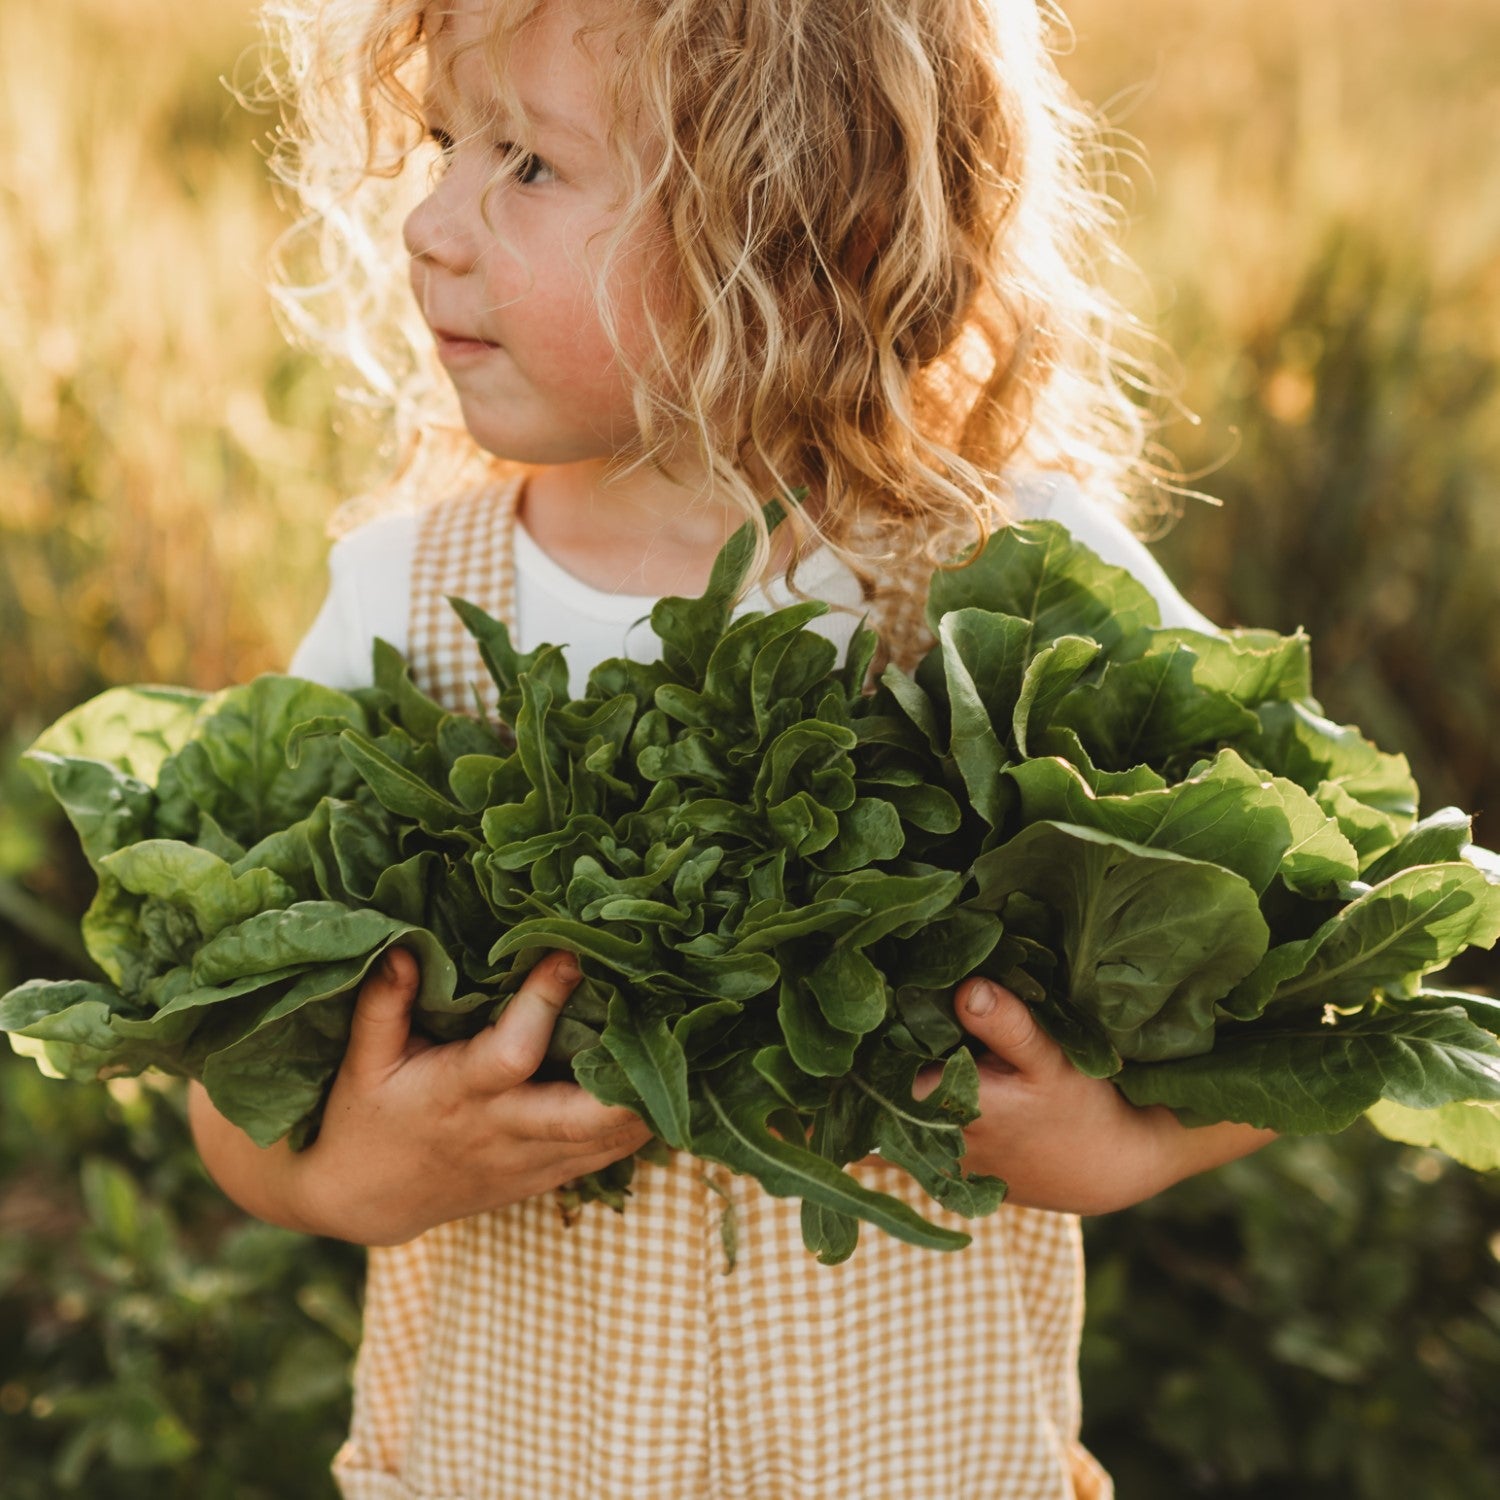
[188,948,654,1245]
[910,980,1278,1216]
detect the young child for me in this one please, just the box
[189,1,1277,1494]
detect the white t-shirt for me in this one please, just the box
[287,470,1218,687]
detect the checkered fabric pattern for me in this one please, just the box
[330,476,1114,1500]
[406,476,521,723]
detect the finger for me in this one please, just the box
[462,950,585,1091]
[507,1080,656,1149]
[564,1129,659,1182]
[343,945,423,1080]
[956,979,1060,1078]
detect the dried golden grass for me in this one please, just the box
[0,0,351,726]
[1059,0,1500,475]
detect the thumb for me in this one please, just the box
[343,945,424,1078]
[956,979,1057,1076]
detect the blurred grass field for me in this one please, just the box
[0,0,361,724]
[0,0,1497,1494]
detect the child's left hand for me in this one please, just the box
[908,978,1278,1216]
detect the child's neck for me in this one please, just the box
[517,461,808,598]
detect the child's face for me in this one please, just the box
[404,0,665,466]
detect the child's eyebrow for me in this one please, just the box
[520,97,599,146]
[422,85,598,148]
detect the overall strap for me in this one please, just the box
[406,474,523,718]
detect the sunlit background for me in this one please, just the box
[1,1,1497,1494]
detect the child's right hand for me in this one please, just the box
[282,946,654,1246]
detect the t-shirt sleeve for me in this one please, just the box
[1009,472,1222,635]
[285,511,419,688]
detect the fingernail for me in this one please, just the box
[555,954,581,982]
[965,981,998,1017]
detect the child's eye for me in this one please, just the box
[423,126,552,188]
[492,142,554,187]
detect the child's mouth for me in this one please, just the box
[434,329,502,361]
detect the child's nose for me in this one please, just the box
[402,179,478,274]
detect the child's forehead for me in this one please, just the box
[418,0,607,140]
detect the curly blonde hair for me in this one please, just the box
[257,0,1184,670]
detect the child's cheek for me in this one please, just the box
[521,294,634,406]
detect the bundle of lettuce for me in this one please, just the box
[5,496,1499,1264]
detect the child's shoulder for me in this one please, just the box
[1005,470,1221,634]
[286,507,421,688]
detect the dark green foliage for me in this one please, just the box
[1080,1128,1500,1499]
[0,1052,359,1499]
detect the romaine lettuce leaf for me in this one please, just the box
[971,821,1269,1061]
[1116,1004,1500,1133]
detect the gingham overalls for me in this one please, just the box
[330,474,1113,1500]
